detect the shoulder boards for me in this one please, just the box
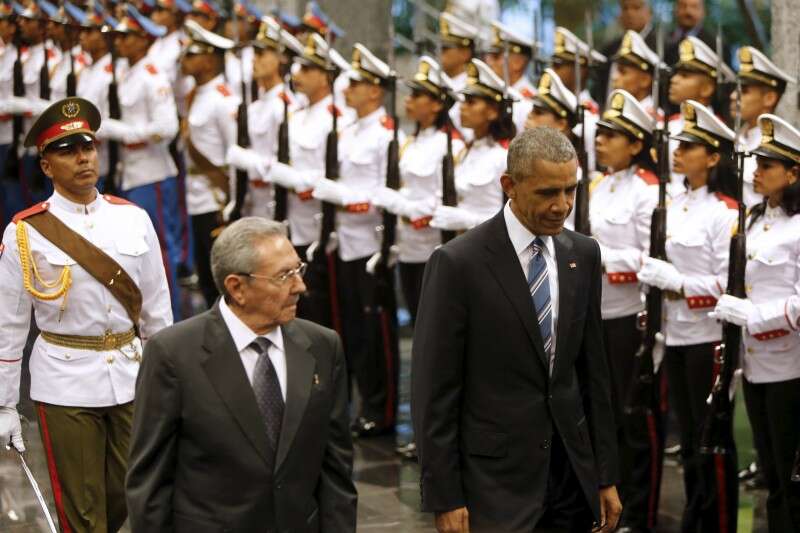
[104,62,113,73]
[636,168,659,186]
[589,172,606,193]
[20,45,29,55]
[76,54,88,67]
[103,194,136,206]
[380,115,395,130]
[715,192,738,209]
[498,138,511,149]
[46,48,57,60]
[145,63,159,75]
[520,87,535,99]
[668,113,681,122]
[216,84,231,97]
[327,104,342,117]
[12,202,49,224]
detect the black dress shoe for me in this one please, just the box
[395,441,418,460]
[350,417,394,438]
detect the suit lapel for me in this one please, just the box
[200,305,272,468]
[275,321,315,472]
[484,213,549,371]
[553,232,577,377]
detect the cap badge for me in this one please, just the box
[62,101,80,118]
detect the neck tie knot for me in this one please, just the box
[250,337,271,356]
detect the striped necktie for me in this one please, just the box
[251,337,284,457]
[527,237,554,373]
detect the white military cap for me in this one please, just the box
[533,68,577,122]
[672,100,735,149]
[347,43,393,86]
[183,19,233,53]
[439,12,478,48]
[296,32,348,72]
[674,36,734,81]
[405,55,459,103]
[752,114,800,165]
[460,58,520,103]
[552,27,607,66]
[597,89,655,140]
[254,16,304,56]
[486,20,533,56]
[738,46,797,91]
[613,30,664,72]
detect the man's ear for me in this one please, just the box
[500,173,516,199]
[39,154,53,179]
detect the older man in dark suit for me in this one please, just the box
[126,217,357,533]
[412,127,622,533]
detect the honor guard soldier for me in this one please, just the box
[611,30,666,121]
[638,100,739,532]
[98,4,183,320]
[430,58,515,232]
[438,12,478,139]
[179,19,239,307]
[310,43,404,437]
[550,26,606,172]
[0,97,172,532]
[591,89,662,533]
[731,46,796,209]
[524,68,579,230]
[712,114,800,532]
[225,15,303,219]
[667,36,734,197]
[483,20,536,134]
[69,1,117,187]
[0,1,23,227]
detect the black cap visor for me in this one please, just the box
[43,132,95,153]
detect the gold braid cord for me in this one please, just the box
[16,221,72,314]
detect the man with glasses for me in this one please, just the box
[127,216,358,532]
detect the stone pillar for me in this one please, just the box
[772,0,800,124]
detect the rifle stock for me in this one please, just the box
[274,90,290,221]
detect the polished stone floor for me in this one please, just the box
[0,324,770,532]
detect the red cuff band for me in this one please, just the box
[686,296,718,309]
[607,272,638,284]
[752,329,790,341]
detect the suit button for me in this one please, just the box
[540,439,550,450]
[547,394,553,401]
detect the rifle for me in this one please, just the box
[571,11,591,236]
[435,38,457,244]
[273,15,290,222]
[699,71,745,457]
[4,35,24,182]
[228,4,249,223]
[625,21,667,418]
[105,43,121,195]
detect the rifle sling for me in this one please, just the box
[186,135,230,203]
[23,211,142,335]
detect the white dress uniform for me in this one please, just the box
[76,53,112,176]
[185,73,239,216]
[147,28,194,117]
[0,41,16,145]
[591,166,657,318]
[95,59,179,191]
[20,42,58,134]
[452,136,507,225]
[662,187,737,344]
[396,127,466,263]
[0,191,172,408]
[48,45,89,101]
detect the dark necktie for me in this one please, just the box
[527,237,554,373]
[250,337,284,454]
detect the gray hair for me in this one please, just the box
[210,217,288,297]
[506,127,577,183]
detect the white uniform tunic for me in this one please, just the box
[20,42,59,142]
[76,53,112,177]
[0,191,172,408]
[397,126,466,263]
[738,124,763,209]
[48,45,89,101]
[590,166,658,319]
[663,186,737,345]
[0,42,17,144]
[454,136,507,224]
[185,74,239,216]
[741,205,800,383]
[147,29,193,117]
[95,59,178,191]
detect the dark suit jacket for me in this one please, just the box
[126,305,357,533]
[411,211,619,532]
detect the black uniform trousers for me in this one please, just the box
[398,261,426,324]
[337,256,398,428]
[295,244,334,330]
[743,376,800,533]
[190,212,220,307]
[664,343,738,533]
[602,314,665,531]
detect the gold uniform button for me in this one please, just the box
[64,354,71,360]
[106,356,114,364]
[747,348,753,353]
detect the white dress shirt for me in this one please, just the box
[503,201,559,357]
[218,298,287,401]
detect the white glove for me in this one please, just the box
[372,187,408,215]
[226,145,270,179]
[269,162,319,191]
[96,117,129,142]
[312,179,368,206]
[709,294,755,327]
[638,256,684,292]
[1,96,37,115]
[0,406,25,452]
[429,205,482,231]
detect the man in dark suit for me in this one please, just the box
[126,217,357,533]
[412,127,622,533]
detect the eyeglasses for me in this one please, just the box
[240,262,308,285]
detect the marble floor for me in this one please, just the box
[0,328,770,532]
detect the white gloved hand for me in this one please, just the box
[269,162,305,189]
[96,117,129,142]
[311,179,349,205]
[226,145,269,179]
[0,406,25,452]
[372,187,408,214]
[429,205,481,231]
[709,294,754,327]
[638,256,684,292]
[1,96,37,115]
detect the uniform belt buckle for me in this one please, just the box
[102,329,116,351]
